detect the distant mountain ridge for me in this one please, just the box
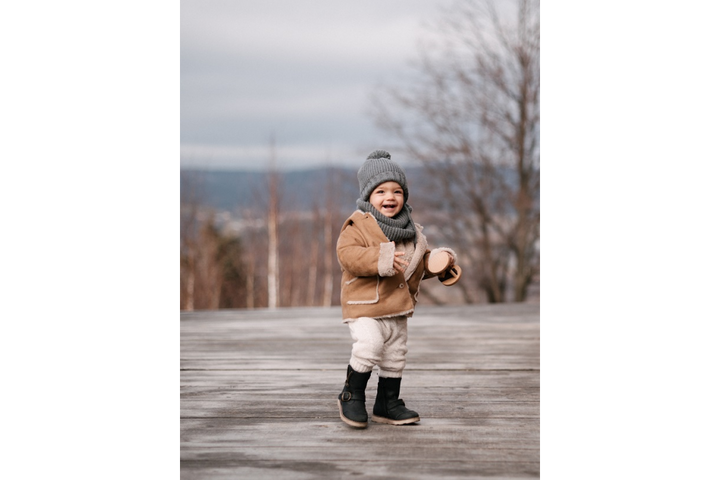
[180,167,361,212]
[180,164,520,214]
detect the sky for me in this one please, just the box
[181,0,460,171]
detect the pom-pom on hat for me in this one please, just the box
[357,150,408,201]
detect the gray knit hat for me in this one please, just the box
[357,150,408,201]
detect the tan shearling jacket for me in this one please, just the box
[337,210,447,321]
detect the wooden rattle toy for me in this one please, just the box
[427,251,462,286]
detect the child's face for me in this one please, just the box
[369,181,405,218]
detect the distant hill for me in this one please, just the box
[180,164,520,214]
[180,168,360,212]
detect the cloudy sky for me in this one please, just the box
[181,0,460,171]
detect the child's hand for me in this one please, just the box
[393,251,409,272]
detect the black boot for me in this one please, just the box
[337,365,372,428]
[372,376,420,425]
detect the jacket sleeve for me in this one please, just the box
[337,223,397,277]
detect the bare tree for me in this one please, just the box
[242,209,269,309]
[373,0,539,302]
[180,170,205,311]
[267,138,281,309]
[322,207,335,307]
[181,170,250,310]
[306,204,321,305]
[197,218,223,309]
[321,167,341,307]
[245,232,256,309]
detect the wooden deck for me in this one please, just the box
[181,303,540,479]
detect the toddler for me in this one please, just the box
[336,150,458,428]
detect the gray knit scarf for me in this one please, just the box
[356,199,417,244]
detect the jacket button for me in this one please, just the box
[399,283,405,288]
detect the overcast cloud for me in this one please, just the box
[180,0,452,170]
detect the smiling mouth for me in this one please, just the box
[382,205,397,210]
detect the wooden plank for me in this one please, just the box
[181,303,540,479]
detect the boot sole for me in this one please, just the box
[371,414,420,425]
[337,399,368,428]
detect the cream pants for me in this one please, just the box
[346,316,408,378]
